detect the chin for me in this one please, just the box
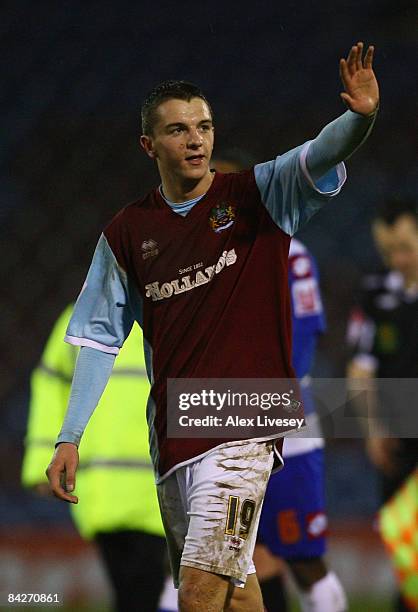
[183,168,208,181]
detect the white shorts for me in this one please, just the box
[157,440,275,588]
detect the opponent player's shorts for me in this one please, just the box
[257,448,327,560]
[157,439,275,588]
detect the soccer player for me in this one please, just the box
[257,237,346,612]
[47,42,379,612]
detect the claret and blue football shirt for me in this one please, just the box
[64,139,345,480]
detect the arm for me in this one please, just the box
[307,42,379,182]
[346,301,379,427]
[45,233,137,503]
[346,359,401,476]
[345,301,401,476]
[22,305,76,493]
[254,42,379,235]
[46,346,115,503]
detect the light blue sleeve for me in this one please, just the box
[65,234,140,354]
[56,347,115,446]
[306,110,376,181]
[255,109,377,235]
[254,143,346,235]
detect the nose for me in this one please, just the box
[187,128,203,149]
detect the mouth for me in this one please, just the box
[185,154,205,165]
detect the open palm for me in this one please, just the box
[340,42,379,116]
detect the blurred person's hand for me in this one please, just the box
[366,437,401,477]
[346,359,375,380]
[46,442,79,503]
[33,483,52,496]
[339,42,379,116]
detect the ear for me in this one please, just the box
[140,134,157,159]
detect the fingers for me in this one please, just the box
[344,42,374,72]
[46,465,78,503]
[339,92,353,110]
[346,45,357,76]
[364,45,374,69]
[366,438,399,477]
[64,455,77,494]
[339,58,350,85]
[46,463,77,503]
[45,444,79,504]
[356,41,363,71]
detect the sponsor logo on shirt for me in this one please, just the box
[141,239,159,260]
[145,249,237,301]
[292,278,322,316]
[306,511,328,539]
[291,255,311,277]
[209,202,236,233]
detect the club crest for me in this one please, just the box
[209,202,235,233]
[141,239,159,260]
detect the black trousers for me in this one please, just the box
[95,530,167,612]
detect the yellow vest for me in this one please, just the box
[21,304,164,539]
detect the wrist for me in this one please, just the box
[55,439,79,449]
[358,101,379,118]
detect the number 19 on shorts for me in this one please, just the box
[225,496,256,540]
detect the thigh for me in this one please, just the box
[258,449,327,560]
[181,440,274,586]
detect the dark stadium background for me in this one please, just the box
[1,1,416,609]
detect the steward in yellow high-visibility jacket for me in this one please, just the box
[22,304,166,612]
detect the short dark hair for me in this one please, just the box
[375,197,418,226]
[141,80,213,135]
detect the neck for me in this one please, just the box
[160,171,214,203]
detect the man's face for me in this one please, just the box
[141,97,214,184]
[372,214,418,281]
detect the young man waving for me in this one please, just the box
[47,43,379,612]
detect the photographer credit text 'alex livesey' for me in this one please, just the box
[167,378,304,439]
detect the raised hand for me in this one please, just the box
[340,42,379,116]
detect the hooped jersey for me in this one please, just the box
[289,239,326,417]
[66,144,345,480]
[289,239,326,379]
